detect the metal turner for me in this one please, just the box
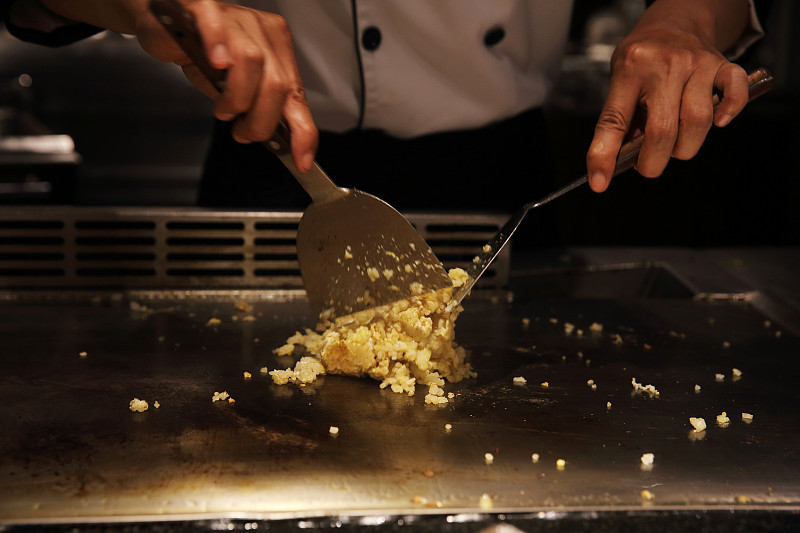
[448,67,775,311]
[150,0,452,318]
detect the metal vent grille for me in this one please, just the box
[0,207,510,290]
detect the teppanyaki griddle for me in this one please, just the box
[1,248,799,528]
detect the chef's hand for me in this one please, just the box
[38,0,317,169]
[135,0,318,172]
[585,0,751,192]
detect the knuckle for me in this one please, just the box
[290,85,309,105]
[614,41,654,69]
[266,14,291,39]
[265,73,292,97]
[724,69,750,104]
[614,40,699,77]
[587,139,612,162]
[596,106,629,135]
[238,44,263,65]
[720,62,747,85]
[586,144,603,164]
[666,48,695,73]
[681,102,713,129]
[646,117,677,143]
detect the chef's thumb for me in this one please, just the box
[586,137,615,193]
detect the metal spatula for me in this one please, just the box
[448,66,775,311]
[275,132,452,317]
[150,0,451,317]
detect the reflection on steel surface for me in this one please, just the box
[1,258,798,523]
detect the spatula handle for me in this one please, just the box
[148,0,346,203]
[613,67,774,176]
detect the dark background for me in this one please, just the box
[0,0,798,246]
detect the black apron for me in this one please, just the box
[197,107,556,246]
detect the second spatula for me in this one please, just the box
[448,67,775,311]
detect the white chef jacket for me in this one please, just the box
[237,1,762,138]
[244,1,574,138]
[8,0,764,139]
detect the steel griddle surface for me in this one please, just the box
[1,266,799,523]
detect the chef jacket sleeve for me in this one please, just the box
[728,0,767,59]
[1,0,104,47]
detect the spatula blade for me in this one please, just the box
[297,190,452,317]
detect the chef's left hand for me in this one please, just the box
[585,0,751,192]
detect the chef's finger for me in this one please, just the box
[712,62,749,127]
[586,74,639,192]
[227,20,291,143]
[257,14,318,171]
[282,87,318,173]
[185,0,232,69]
[211,18,264,123]
[671,69,716,160]
[228,50,288,144]
[634,76,682,178]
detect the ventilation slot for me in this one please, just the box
[254,237,296,246]
[426,223,500,233]
[423,221,501,265]
[76,252,156,262]
[253,220,301,280]
[76,268,156,277]
[0,252,64,261]
[254,222,299,231]
[166,268,244,277]
[77,237,156,247]
[167,253,244,262]
[75,221,155,230]
[73,217,157,280]
[166,221,244,231]
[254,253,296,262]
[0,237,64,245]
[0,218,66,283]
[0,220,64,230]
[166,237,244,246]
[254,268,300,278]
[415,216,507,288]
[0,268,65,277]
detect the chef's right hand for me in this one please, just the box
[136,0,318,172]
